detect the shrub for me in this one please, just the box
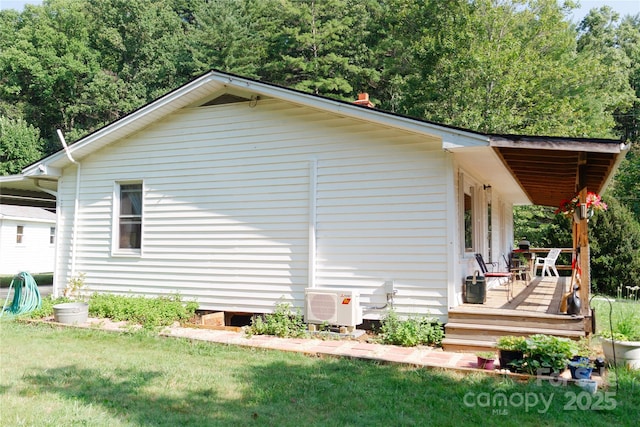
[247,302,307,338]
[88,293,198,330]
[22,296,72,319]
[379,310,443,347]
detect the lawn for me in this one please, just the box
[1,321,639,426]
[590,297,640,336]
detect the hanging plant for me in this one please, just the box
[555,192,608,219]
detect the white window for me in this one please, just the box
[114,182,143,253]
[16,225,24,244]
[50,227,56,245]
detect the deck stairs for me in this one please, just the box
[442,306,587,352]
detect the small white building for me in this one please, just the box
[3,71,626,325]
[0,204,56,275]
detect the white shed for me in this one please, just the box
[11,71,626,324]
[0,204,56,275]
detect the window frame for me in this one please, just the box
[50,226,56,245]
[459,172,480,257]
[16,225,24,244]
[112,180,144,256]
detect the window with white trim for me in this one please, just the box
[50,227,56,244]
[16,225,24,244]
[116,182,143,251]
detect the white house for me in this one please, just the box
[4,71,626,324]
[0,204,56,275]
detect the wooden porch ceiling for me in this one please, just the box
[489,135,626,208]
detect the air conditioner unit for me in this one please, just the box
[305,288,363,327]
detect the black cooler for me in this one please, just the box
[464,271,486,304]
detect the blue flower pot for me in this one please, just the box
[568,357,593,380]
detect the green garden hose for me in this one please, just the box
[1,272,42,317]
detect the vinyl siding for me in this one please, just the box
[55,98,450,319]
[0,218,55,275]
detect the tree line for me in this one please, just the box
[1,0,638,294]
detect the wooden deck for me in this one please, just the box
[442,276,590,352]
[474,276,569,314]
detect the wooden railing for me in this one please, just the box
[513,247,574,275]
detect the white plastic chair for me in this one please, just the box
[534,248,561,277]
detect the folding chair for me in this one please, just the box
[475,253,514,301]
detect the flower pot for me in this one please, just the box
[53,302,89,324]
[498,350,523,370]
[476,357,495,370]
[568,358,593,379]
[601,338,640,369]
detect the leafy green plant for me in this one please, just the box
[246,302,307,338]
[88,293,198,330]
[23,296,72,319]
[379,310,443,347]
[496,336,527,351]
[515,334,577,375]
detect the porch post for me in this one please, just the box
[577,188,590,317]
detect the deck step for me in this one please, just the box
[447,309,585,331]
[444,322,586,341]
[442,321,587,352]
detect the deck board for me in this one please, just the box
[464,276,569,314]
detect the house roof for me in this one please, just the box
[12,69,628,209]
[0,204,56,222]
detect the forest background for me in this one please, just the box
[1,0,638,295]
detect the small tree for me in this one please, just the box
[0,116,43,175]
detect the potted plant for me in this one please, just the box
[496,336,526,370]
[476,351,496,370]
[568,357,594,380]
[600,311,640,370]
[515,334,576,376]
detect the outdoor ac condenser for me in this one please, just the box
[305,288,363,327]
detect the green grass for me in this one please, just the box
[1,321,639,426]
[591,297,640,338]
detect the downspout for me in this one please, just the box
[57,129,81,285]
[308,159,317,288]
